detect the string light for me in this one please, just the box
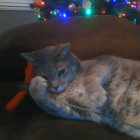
[126,1,131,4]
[122,13,126,17]
[41,1,45,7]
[34,0,138,25]
[133,5,137,8]
[100,9,106,14]
[119,13,126,18]
[131,4,134,7]
[85,9,92,15]
[62,13,67,18]
[37,14,41,19]
[74,10,78,14]
[53,11,57,15]
[133,18,137,24]
[50,11,53,14]
[133,1,137,5]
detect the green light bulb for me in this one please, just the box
[37,15,41,18]
[133,19,137,24]
[54,11,57,15]
[86,9,91,15]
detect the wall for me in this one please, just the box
[0,10,38,35]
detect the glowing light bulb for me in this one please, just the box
[133,18,137,24]
[131,4,134,8]
[106,0,110,2]
[133,1,137,5]
[86,9,91,15]
[37,15,41,18]
[119,13,126,18]
[122,13,126,17]
[41,1,45,7]
[63,13,67,18]
[133,5,137,8]
[100,9,106,14]
[74,10,78,14]
[53,11,57,15]
[50,11,53,14]
[127,1,131,4]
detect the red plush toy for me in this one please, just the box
[6,62,34,113]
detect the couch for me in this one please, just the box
[0,15,140,140]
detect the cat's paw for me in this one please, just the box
[29,76,48,99]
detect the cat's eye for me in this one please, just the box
[58,69,65,77]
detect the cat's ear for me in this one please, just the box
[21,52,39,62]
[56,43,71,58]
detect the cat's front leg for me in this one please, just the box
[29,76,80,119]
[29,76,60,116]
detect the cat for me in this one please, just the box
[21,43,140,138]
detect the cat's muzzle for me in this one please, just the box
[49,87,65,94]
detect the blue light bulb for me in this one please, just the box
[63,13,67,18]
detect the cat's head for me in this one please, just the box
[21,43,81,94]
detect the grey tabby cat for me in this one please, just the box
[22,43,140,138]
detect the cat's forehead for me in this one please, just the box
[40,44,70,60]
[36,45,58,56]
[21,43,70,63]
[39,43,70,53]
[39,43,70,56]
[40,53,66,65]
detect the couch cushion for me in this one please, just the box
[0,15,140,82]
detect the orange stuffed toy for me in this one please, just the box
[6,62,34,113]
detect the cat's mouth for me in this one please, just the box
[49,87,65,94]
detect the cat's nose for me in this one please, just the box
[53,85,59,90]
[51,81,59,90]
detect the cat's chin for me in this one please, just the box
[49,88,65,94]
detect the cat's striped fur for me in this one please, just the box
[22,43,140,138]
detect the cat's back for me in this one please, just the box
[92,55,140,67]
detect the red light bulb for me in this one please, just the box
[122,13,126,17]
[133,1,137,5]
[74,10,78,14]
[100,9,106,14]
[41,1,45,7]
